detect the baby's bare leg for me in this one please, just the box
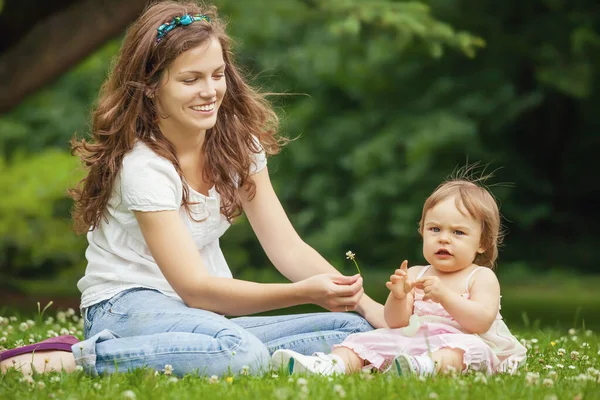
[0,351,76,376]
[331,347,364,374]
[430,348,464,374]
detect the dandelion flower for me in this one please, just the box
[225,376,233,384]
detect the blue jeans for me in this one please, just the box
[73,288,373,376]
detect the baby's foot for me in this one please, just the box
[390,354,435,377]
[272,349,345,376]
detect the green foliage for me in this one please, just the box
[0,0,598,285]
[0,151,86,283]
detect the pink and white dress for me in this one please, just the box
[334,266,527,374]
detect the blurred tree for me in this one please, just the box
[0,0,148,114]
[0,0,598,290]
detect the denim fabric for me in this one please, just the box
[73,288,373,376]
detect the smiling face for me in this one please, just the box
[155,37,226,138]
[422,195,485,272]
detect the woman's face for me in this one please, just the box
[155,37,227,137]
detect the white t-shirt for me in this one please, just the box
[77,139,267,308]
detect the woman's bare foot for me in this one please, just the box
[0,350,76,375]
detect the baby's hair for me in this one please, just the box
[419,164,505,269]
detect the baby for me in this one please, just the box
[272,178,526,376]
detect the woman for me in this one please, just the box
[0,1,384,377]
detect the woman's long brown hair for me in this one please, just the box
[69,1,285,234]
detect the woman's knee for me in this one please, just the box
[224,330,270,374]
[336,313,374,334]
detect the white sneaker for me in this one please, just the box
[272,349,345,376]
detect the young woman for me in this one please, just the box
[0,1,384,377]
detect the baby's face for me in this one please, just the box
[421,196,484,272]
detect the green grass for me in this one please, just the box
[0,306,599,399]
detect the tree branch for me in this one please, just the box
[0,0,149,114]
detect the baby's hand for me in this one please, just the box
[415,276,448,303]
[385,260,414,300]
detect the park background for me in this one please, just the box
[0,0,599,332]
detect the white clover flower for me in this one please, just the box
[21,375,34,385]
[544,395,558,400]
[584,330,593,336]
[568,365,576,370]
[208,375,219,384]
[544,365,553,370]
[582,355,589,361]
[56,312,67,324]
[121,390,137,400]
[45,317,54,325]
[474,372,487,384]
[9,316,17,322]
[19,322,29,332]
[557,348,566,356]
[50,376,61,383]
[345,251,355,260]
[542,378,554,387]
[571,351,580,360]
[75,365,84,372]
[0,337,6,343]
[296,377,308,386]
[7,326,13,333]
[168,377,178,384]
[587,368,600,376]
[581,342,589,348]
[72,316,80,323]
[240,365,250,375]
[568,328,576,335]
[530,338,539,344]
[93,383,102,390]
[333,384,346,398]
[547,370,558,380]
[163,364,173,376]
[556,363,564,369]
[571,336,578,341]
[66,308,76,317]
[37,381,46,390]
[271,373,279,378]
[26,320,35,328]
[525,372,540,385]
[60,328,70,336]
[428,393,439,399]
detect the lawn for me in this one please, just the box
[1,270,599,399]
[0,304,599,399]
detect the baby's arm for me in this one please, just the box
[441,268,500,334]
[384,261,418,329]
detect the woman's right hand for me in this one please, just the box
[298,273,364,312]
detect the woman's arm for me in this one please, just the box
[135,210,363,316]
[241,167,386,327]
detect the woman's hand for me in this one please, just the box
[385,260,414,300]
[299,273,364,313]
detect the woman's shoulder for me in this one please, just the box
[121,141,179,179]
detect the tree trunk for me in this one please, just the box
[0,0,149,114]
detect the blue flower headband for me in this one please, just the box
[156,14,212,43]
